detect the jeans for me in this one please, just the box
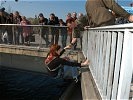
[61,33,67,48]
[63,65,80,79]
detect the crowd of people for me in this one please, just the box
[0,0,133,49]
[0,8,32,45]
[0,7,87,49]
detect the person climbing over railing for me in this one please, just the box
[44,44,89,81]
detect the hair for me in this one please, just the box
[49,44,61,56]
[39,13,43,17]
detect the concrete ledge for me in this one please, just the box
[81,67,98,100]
[0,44,48,57]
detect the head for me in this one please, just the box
[9,13,13,18]
[39,13,43,17]
[66,13,71,19]
[21,16,26,21]
[72,12,77,18]
[78,13,83,18]
[39,13,44,20]
[49,44,62,56]
[50,13,55,20]
[59,19,63,23]
[0,7,5,12]
[14,11,19,17]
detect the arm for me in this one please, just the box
[56,58,89,67]
[59,49,65,56]
[103,0,130,19]
[64,38,77,49]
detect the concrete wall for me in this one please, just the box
[0,53,48,73]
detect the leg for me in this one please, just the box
[54,29,59,44]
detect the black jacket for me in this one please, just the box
[45,49,81,76]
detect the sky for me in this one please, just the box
[1,0,133,21]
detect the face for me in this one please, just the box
[39,16,43,20]
[50,15,54,20]
[67,14,71,19]
[72,12,77,18]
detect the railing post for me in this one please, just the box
[39,26,42,48]
[117,29,132,99]
[12,26,15,44]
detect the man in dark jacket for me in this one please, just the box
[38,13,50,47]
[85,0,133,27]
[48,13,59,45]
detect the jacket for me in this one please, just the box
[86,0,130,27]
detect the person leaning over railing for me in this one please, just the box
[85,0,133,27]
[66,13,74,44]
[65,14,89,49]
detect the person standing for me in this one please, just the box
[71,12,78,50]
[59,19,67,48]
[0,8,7,43]
[6,13,14,44]
[38,13,50,47]
[85,0,133,27]
[13,11,22,45]
[48,13,59,45]
[20,16,32,46]
[66,13,74,44]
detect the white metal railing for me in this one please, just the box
[82,23,133,99]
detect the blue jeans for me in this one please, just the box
[55,65,80,80]
[63,65,80,79]
[61,33,67,48]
